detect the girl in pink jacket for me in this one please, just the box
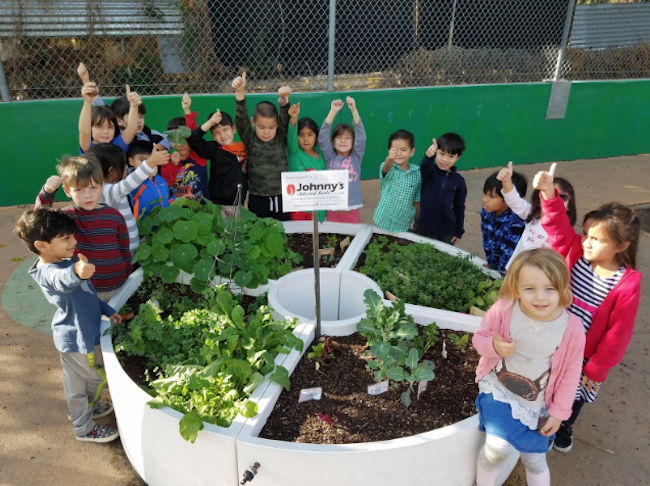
[473,249,585,486]
[535,163,642,453]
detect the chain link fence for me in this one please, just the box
[0,0,649,101]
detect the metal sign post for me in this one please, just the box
[281,170,349,340]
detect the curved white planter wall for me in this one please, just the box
[268,268,383,335]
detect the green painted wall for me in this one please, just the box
[2,80,650,207]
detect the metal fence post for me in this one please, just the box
[447,0,458,51]
[0,55,10,102]
[327,0,336,92]
[553,0,577,81]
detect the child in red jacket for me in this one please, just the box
[535,163,642,453]
[473,249,585,486]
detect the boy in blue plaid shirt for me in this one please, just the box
[373,130,421,233]
[480,169,527,273]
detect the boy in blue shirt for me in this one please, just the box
[414,134,467,245]
[14,207,122,442]
[480,170,527,273]
[128,141,175,219]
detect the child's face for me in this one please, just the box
[333,131,354,156]
[119,114,145,134]
[389,139,415,167]
[435,149,460,171]
[211,124,236,146]
[92,119,115,143]
[62,179,103,210]
[38,233,77,261]
[581,219,625,266]
[515,264,561,322]
[129,153,157,179]
[251,116,278,142]
[298,127,317,152]
[482,188,509,215]
[173,142,192,159]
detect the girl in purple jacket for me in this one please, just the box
[473,249,585,486]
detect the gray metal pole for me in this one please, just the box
[312,213,322,339]
[327,0,336,92]
[0,55,10,102]
[447,0,458,51]
[553,0,577,81]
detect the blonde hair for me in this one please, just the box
[57,154,104,188]
[500,249,572,307]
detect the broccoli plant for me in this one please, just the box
[385,348,435,407]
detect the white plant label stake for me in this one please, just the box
[298,387,323,403]
[367,380,389,396]
[417,380,429,400]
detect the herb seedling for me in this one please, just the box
[307,338,337,370]
[413,323,440,357]
[446,332,470,351]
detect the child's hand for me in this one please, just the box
[126,84,141,107]
[44,175,67,194]
[450,237,460,245]
[345,96,357,111]
[207,109,222,127]
[288,102,300,121]
[182,92,192,114]
[493,332,516,358]
[171,151,181,166]
[425,138,438,158]
[77,62,90,84]
[532,163,557,199]
[81,82,98,102]
[109,313,123,326]
[331,99,344,112]
[146,148,171,168]
[278,86,292,106]
[581,374,601,394]
[539,416,562,437]
[497,161,513,183]
[75,254,95,280]
[386,147,398,163]
[232,72,247,93]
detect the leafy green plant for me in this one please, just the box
[307,338,336,370]
[165,125,192,152]
[413,323,440,357]
[446,332,470,351]
[385,348,435,407]
[110,285,303,442]
[358,237,501,312]
[133,199,302,292]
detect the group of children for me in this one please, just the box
[12,66,643,486]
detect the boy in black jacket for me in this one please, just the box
[186,110,247,217]
[413,133,467,246]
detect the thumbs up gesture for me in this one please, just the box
[493,332,517,358]
[126,84,141,107]
[532,162,557,200]
[497,161,515,193]
[232,72,247,93]
[74,254,95,280]
[425,138,438,158]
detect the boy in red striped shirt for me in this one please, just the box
[36,154,132,301]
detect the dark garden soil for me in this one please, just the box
[259,329,479,444]
[287,233,353,269]
[354,233,413,269]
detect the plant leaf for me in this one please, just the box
[269,366,290,391]
[151,244,169,263]
[235,399,258,418]
[401,390,412,408]
[405,348,419,371]
[386,366,405,382]
[171,243,199,272]
[243,372,265,395]
[179,410,204,443]
[193,259,214,282]
[173,220,200,243]
[160,265,180,284]
[153,227,174,245]
[133,244,151,264]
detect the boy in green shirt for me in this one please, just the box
[373,130,421,233]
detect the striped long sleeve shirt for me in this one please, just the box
[36,190,133,292]
[101,162,154,254]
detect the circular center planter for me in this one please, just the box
[268,268,383,336]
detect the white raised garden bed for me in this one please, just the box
[101,223,514,486]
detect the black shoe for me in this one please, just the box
[553,425,573,452]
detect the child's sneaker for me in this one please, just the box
[76,424,119,443]
[553,425,573,452]
[67,401,114,420]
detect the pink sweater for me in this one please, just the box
[541,192,642,382]
[473,299,586,421]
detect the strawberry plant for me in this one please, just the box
[132,198,302,292]
[110,285,303,443]
[358,237,501,312]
